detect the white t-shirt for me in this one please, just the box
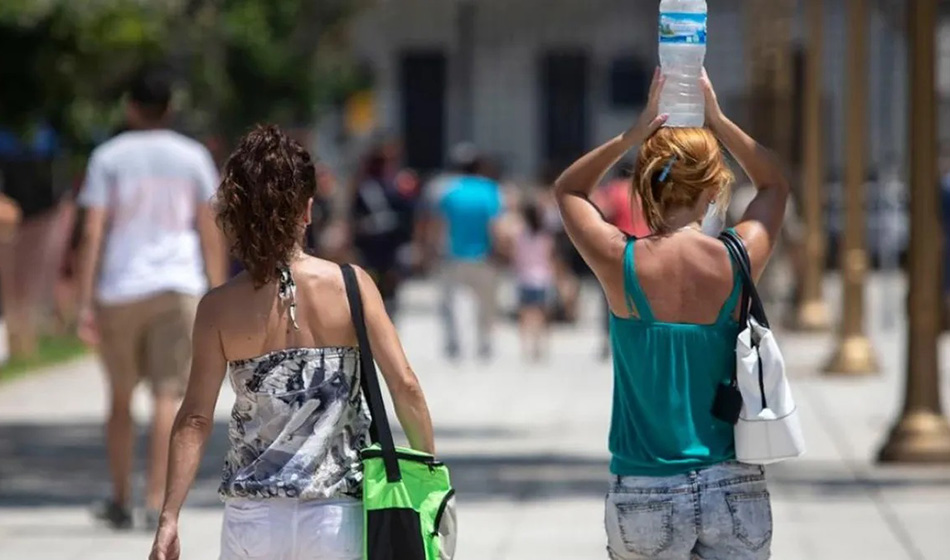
[78,130,219,304]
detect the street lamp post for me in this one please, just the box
[878,0,950,464]
[824,0,879,375]
[793,0,831,331]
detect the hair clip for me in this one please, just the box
[658,155,678,183]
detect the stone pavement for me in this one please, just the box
[1,274,949,560]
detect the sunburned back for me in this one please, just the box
[611,230,739,324]
[214,256,358,362]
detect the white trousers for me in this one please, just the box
[220,499,362,560]
[441,260,499,354]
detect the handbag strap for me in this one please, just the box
[720,229,769,329]
[340,263,402,483]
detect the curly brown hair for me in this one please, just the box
[216,124,316,287]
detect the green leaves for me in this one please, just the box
[0,0,366,149]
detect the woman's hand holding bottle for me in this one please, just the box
[624,67,669,147]
[699,68,726,132]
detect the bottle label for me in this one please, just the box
[659,12,707,45]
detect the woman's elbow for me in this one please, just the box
[553,175,571,196]
[389,373,426,406]
[176,412,214,435]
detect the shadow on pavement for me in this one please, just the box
[0,421,231,509]
[7,420,942,510]
[768,460,950,497]
[0,420,608,509]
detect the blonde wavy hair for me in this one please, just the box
[633,127,734,233]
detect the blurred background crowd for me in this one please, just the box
[3,0,949,369]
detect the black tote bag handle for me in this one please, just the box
[341,264,402,483]
[720,229,770,329]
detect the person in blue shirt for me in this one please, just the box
[435,145,503,360]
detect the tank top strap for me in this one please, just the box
[277,264,300,331]
[715,235,744,325]
[622,238,656,322]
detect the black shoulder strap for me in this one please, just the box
[720,229,770,329]
[340,263,402,483]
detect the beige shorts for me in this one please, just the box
[96,291,199,398]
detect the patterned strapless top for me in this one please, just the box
[219,347,372,501]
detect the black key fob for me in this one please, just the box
[712,382,743,425]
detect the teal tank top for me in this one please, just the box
[608,237,741,477]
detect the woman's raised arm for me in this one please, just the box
[701,70,790,279]
[553,69,667,279]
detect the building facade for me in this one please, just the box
[351,0,948,182]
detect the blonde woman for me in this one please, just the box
[554,69,788,560]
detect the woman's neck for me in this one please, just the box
[660,207,704,233]
[284,245,306,266]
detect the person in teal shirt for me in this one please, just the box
[554,69,790,559]
[439,174,502,260]
[435,146,503,360]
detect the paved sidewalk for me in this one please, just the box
[1,274,949,559]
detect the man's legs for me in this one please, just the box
[144,293,198,518]
[471,261,498,359]
[441,262,461,359]
[95,301,144,528]
[106,381,136,509]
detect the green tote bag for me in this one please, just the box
[341,264,457,560]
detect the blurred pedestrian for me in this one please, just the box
[513,201,555,362]
[0,122,73,356]
[349,140,418,317]
[76,67,225,530]
[535,169,581,325]
[148,125,435,560]
[0,192,21,364]
[305,159,339,257]
[594,162,652,239]
[0,192,19,242]
[436,144,504,361]
[555,69,786,559]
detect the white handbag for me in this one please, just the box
[721,231,806,465]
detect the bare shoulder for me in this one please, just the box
[197,272,255,324]
[297,257,380,288]
[295,256,349,290]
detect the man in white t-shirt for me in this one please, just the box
[76,68,224,529]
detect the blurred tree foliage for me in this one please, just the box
[0,0,370,151]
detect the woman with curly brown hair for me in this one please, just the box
[555,70,789,559]
[148,125,435,560]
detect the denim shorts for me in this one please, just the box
[518,285,549,307]
[605,462,771,560]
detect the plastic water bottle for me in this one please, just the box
[658,0,707,127]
